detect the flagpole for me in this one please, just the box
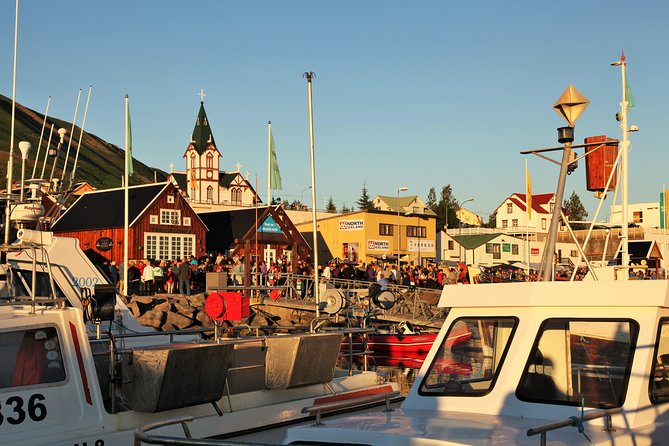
[255,173,259,294]
[304,71,320,319]
[525,159,530,275]
[267,121,272,206]
[123,94,130,297]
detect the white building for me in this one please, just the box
[609,202,661,230]
[437,230,580,268]
[494,192,556,234]
[169,100,258,210]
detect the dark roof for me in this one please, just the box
[51,183,168,231]
[219,172,238,187]
[171,172,187,190]
[190,102,216,155]
[200,208,288,252]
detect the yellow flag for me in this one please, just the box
[190,167,198,190]
[525,162,532,218]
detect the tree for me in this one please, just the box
[430,184,459,231]
[326,196,337,213]
[356,183,374,211]
[485,212,497,228]
[426,187,437,212]
[341,204,351,213]
[563,191,588,229]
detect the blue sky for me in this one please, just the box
[1,1,668,221]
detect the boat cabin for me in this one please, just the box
[285,280,669,445]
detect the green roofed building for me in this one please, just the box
[169,98,259,211]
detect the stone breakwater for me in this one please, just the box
[124,293,288,332]
[125,294,214,331]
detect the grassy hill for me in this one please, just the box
[0,94,167,190]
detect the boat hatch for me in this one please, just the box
[419,317,518,396]
[265,332,343,390]
[126,342,233,413]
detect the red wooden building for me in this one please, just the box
[51,182,207,264]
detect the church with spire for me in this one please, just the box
[169,93,259,209]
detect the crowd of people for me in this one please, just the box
[102,251,472,298]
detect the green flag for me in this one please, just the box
[625,76,635,111]
[125,95,134,177]
[269,130,282,190]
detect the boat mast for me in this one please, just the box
[613,53,631,273]
[3,0,20,245]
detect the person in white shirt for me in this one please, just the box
[142,261,155,295]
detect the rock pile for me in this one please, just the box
[125,294,214,331]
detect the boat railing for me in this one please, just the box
[300,389,401,426]
[526,407,622,445]
[133,416,264,446]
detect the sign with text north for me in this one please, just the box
[339,219,364,231]
[367,239,390,251]
[258,216,282,233]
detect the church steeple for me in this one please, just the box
[191,99,216,155]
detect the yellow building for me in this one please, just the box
[295,210,437,266]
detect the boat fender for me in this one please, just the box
[205,292,227,320]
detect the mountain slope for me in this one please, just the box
[0,94,167,190]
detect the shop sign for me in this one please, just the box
[502,243,511,253]
[408,239,435,253]
[96,237,114,252]
[531,248,540,256]
[339,219,364,231]
[258,216,282,233]
[367,239,389,251]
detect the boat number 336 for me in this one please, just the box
[0,393,46,425]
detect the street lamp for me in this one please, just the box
[301,186,311,208]
[397,187,408,272]
[458,198,475,234]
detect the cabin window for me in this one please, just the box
[167,195,174,204]
[541,218,547,230]
[448,240,454,250]
[11,269,66,298]
[512,244,519,255]
[512,219,518,227]
[0,326,66,389]
[501,220,508,228]
[150,215,158,224]
[160,209,181,225]
[379,223,393,236]
[516,319,638,408]
[507,203,513,213]
[633,211,643,223]
[206,186,214,203]
[650,318,669,404]
[419,317,518,397]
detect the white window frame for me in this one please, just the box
[183,217,191,227]
[507,203,513,213]
[160,209,181,226]
[145,232,196,260]
[167,195,175,204]
[150,215,158,224]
